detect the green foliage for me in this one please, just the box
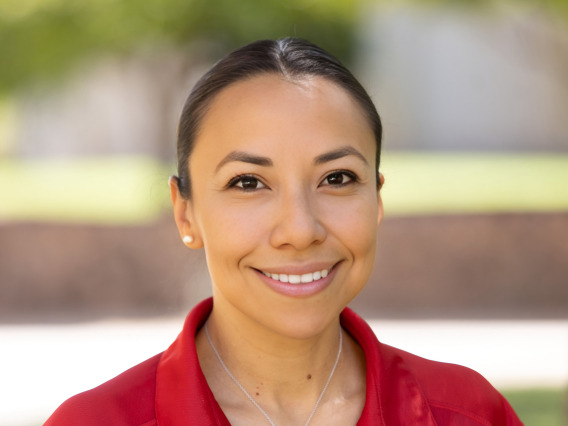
[0,0,357,95]
[2,0,567,95]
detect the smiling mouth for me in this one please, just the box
[260,267,330,284]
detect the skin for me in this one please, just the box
[170,74,384,425]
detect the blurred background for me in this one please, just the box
[1,0,567,424]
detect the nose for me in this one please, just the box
[269,188,327,250]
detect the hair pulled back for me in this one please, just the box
[176,37,382,199]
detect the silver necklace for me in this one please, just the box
[204,322,343,426]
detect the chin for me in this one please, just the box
[260,297,349,340]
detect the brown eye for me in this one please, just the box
[322,171,356,186]
[239,176,260,189]
[229,175,267,191]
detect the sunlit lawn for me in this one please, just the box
[379,152,568,216]
[0,156,172,224]
[1,152,567,224]
[502,388,567,426]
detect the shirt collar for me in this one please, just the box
[341,307,437,425]
[156,298,230,425]
[156,298,436,425]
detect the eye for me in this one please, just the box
[228,174,267,191]
[321,170,357,187]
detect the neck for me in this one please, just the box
[195,296,355,424]
[208,305,341,397]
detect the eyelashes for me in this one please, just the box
[226,170,360,192]
[320,170,358,187]
[226,174,266,191]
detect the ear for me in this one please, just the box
[169,176,203,248]
[377,173,385,227]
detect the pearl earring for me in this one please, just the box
[182,235,193,245]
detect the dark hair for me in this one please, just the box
[175,37,382,198]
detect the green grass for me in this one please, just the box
[501,388,567,426]
[1,153,568,224]
[0,156,172,224]
[380,152,568,216]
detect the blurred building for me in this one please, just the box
[358,3,568,151]
[14,47,208,160]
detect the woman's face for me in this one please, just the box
[173,74,383,339]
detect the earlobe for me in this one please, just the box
[169,176,202,248]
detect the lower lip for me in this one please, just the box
[255,265,339,298]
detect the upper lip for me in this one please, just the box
[254,261,339,276]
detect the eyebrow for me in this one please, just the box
[314,146,369,166]
[215,151,273,172]
[215,146,368,172]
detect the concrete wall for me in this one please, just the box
[2,213,567,322]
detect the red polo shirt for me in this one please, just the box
[46,298,522,425]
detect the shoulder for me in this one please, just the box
[45,353,162,426]
[340,309,521,424]
[381,344,522,425]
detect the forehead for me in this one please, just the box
[203,74,367,125]
[193,74,375,161]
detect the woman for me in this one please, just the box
[46,38,522,425]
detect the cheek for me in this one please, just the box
[347,202,379,288]
[196,198,270,263]
[322,196,378,252]
[322,197,378,301]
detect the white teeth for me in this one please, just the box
[289,275,301,284]
[261,268,330,284]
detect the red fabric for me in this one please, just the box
[46,298,522,425]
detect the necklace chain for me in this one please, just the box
[204,322,343,426]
